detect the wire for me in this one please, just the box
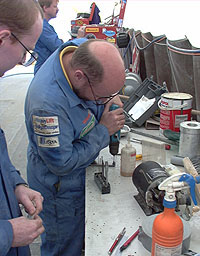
[133,30,166,51]
[130,30,200,57]
[166,39,200,56]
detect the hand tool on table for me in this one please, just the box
[130,138,171,150]
[120,228,139,252]
[108,227,126,255]
[94,158,110,194]
[130,128,178,146]
[109,104,121,166]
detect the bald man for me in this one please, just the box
[25,38,125,256]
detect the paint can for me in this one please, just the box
[179,121,200,158]
[158,92,193,134]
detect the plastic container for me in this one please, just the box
[120,140,136,177]
[123,77,167,127]
[152,207,183,256]
[151,173,186,256]
[158,92,193,134]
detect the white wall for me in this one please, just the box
[50,0,200,47]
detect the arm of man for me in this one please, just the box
[0,220,13,256]
[8,215,44,248]
[40,22,63,53]
[29,108,110,176]
[7,155,43,216]
[15,185,43,216]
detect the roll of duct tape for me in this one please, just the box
[179,121,200,158]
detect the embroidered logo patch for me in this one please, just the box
[37,136,60,148]
[79,114,95,138]
[33,115,60,136]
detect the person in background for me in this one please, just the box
[0,0,45,255]
[34,0,63,75]
[25,38,125,256]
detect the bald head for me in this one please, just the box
[70,39,125,95]
[89,40,125,93]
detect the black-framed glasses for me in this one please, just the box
[11,32,38,67]
[84,72,120,105]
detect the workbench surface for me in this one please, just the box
[85,132,200,256]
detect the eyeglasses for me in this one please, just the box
[84,72,120,105]
[11,32,38,67]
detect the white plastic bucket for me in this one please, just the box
[158,92,193,133]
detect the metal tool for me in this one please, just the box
[123,109,135,123]
[130,138,171,150]
[108,227,126,255]
[94,159,110,194]
[120,228,139,252]
[130,128,178,146]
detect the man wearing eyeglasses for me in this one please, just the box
[25,38,125,256]
[34,0,63,75]
[0,0,45,255]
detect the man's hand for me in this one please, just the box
[99,102,125,135]
[106,95,123,108]
[8,215,44,247]
[15,185,43,216]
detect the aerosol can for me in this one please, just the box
[151,173,200,256]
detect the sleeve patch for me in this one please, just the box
[37,136,60,148]
[33,115,60,135]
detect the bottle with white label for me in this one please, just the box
[152,173,185,256]
[120,138,136,177]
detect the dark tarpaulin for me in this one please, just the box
[120,29,200,120]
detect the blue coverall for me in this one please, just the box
[25,38,110,256]
[0,129,30,256]
[34,19,63,75]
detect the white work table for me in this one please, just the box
[85,131,200,256]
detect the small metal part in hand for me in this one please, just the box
[27,214,35,220]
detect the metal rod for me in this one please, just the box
[130,128,178,146]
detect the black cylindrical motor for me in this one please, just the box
[132,161,169,215]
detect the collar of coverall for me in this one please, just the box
[59,45,78,90]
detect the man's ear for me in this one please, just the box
[0,30,11,45]
[74,70,85,82]
[43,5,49,13]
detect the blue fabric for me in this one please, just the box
[25,38,110,256]
[90,4,101,24]
[34,19,63,75]
[0,129,30,256]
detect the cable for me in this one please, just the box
[133,30,166,51]
[166,39,200,56]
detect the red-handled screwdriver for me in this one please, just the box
[108,227,126,255]
[120,228,139,252]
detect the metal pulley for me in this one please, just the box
[122,71,142,96]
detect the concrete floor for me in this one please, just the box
[0,71,41,255]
